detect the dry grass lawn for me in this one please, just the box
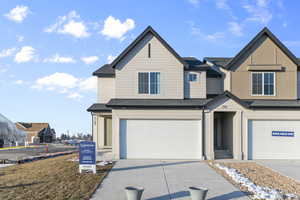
[0,154,112,200]
[210,162,300,196]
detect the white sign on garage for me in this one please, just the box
[248,120,300,159]
[120,119,202,159]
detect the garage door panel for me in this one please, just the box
[120,119,202,159]
[249,120,300,159]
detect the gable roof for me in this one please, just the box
[205,91,250,109]
[204,57,232,68]
[92,64,115,77]
[221,27,300,70]
[110,26,188,68]
[16,122,49,132]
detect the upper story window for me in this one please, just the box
[188,73,198,82]
[252,72,275,96]
[138,72,160,94]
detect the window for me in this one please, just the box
[252,72,275,96]
[138,72,160,94]
[188,73,197,82]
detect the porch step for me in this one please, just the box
[214,150,233,159]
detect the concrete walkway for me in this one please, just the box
[91,160,248,200]
[257,160,300,182]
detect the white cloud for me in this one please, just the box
[0,48,16,58]
[228,22,243,36]
[188,0,200,5]
[45,11,90,38]
[67,92,83,100]
[78,76,97,92]
[216,0,230,10]
[243,0,272,24]
[81,56,99,64]
[107,55,117,63]
[101,16,135,40]
[33,72,78,90]
[5,5,30,23]
[32,73,97,100]
[189,21,225,42]
[60,20,89,38]
[44,54,76,64]
[14,46,36,63]
[14,80,24,85]
[17,35,24,42]
[256,0,268,7]
[284,41,300,47]
[205,32,224,41]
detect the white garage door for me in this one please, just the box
[248,120,300,159]
[120,119,202,159]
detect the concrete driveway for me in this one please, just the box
[257,160,300,182]
[91,160,248,200]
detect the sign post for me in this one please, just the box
[79,141,96,174]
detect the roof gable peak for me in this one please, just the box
[226,27,299,70]
[110,26,187,68]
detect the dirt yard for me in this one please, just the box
[210,162,300,197]
[0,154,112,200]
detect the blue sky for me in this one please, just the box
[0,0,300,136]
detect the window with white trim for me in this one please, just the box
[138,72,160,94]
[251,72,275,96]
[188,73,197,82]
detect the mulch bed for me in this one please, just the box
[0,153,112,200]
[209,161,300,198]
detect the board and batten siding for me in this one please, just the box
[230,35,297,100]
[115,33,184,99]
[97,77,115,103]
[207,78,223,94]
[184,71,206,98]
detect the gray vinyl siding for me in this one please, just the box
[115,33,184,99]
[207,78,224,94]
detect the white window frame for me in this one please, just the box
[251,72,276,96]
[138,71,160,95]
[188,73,198,82]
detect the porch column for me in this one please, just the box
[204,111,214,160]
[233,111,242,159]
[92,114,105,150]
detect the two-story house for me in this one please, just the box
[88,26,300,160]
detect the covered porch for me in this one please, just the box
[88,104,113,150]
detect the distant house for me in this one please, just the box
[15,122,56,144]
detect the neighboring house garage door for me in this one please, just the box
[248,120,300,159]
[120,119,202,159]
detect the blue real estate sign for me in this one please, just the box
[272,131,295,137]
[79,141,96,173]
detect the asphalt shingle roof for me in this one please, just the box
[92,64,115,77]
[87,104,112,112]
[106,98,212,108]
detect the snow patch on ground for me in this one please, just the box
[214,163,298,200]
